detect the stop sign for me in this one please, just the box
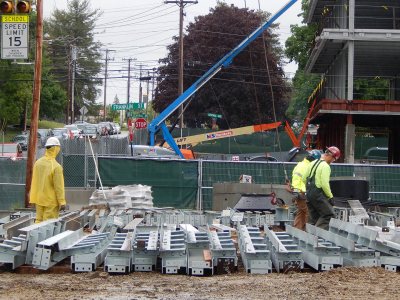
[134,118,147,129]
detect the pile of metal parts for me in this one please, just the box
[0,204,400,275]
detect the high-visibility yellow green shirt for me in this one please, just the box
[29,146,66,207]
[291,158,311,192]
[306,158,333,199]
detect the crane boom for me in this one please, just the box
[172,122,282,147]
[148,0,298,158]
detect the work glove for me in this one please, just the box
[59,205,66,211]
[328,198,335,206]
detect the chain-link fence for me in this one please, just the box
[0,157,26,210]
[1,142,400,210]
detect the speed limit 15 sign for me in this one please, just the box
[1,15,29,59]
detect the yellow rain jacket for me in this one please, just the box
[29,146,66,207]
[291,158,311,193]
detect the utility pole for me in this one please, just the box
[103,49,115,121]
[70,45,77,124]
[25,0,44,207]
[151,68,156,102]
[138,64,143,105]
[123,58,134,105]
[165,0,198,129]
[123,57,136,121]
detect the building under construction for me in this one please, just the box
[305,0,400,163]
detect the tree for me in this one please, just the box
[45,0,103,117]
[153,4,289,129]
[0,14,68,130]
[107,95,120,121]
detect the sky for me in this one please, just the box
[44,0,302,107]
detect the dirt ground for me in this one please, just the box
[0,266,398,300]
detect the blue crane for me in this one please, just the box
[148,0,298,158]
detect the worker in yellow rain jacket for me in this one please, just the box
[30,137,66,223]
[305,146,341,230]
[290,150,321,230]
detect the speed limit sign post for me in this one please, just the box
[1,15,29,59]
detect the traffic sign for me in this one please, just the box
[111,102,144,111]
[1,15,29,59]
[132,113,147,118]
[134,118,147,129]
[207,113,222,119]
[79,106,88,115]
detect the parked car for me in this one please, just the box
[98,122,114,136]
[37,129,49,147]
[11,134,29,151]
[81,124,98,139]
[114,123,121,134]
[64,125,81,138]
[48,128,69,140]
[0,143,23,159]
[111,122,121,134]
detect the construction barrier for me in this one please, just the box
[1,155,400,210]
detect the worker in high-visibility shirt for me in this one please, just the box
[290,150,321,230]
[30,137,66,223]
[305,146,341,230]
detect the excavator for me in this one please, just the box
[147,0,299,158]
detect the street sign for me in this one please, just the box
[207,113,222,119]
[134,118,147,129]
[111,103,144,111]
[132,113,147,118]
[1,15,29,59]
[79,106,88,115]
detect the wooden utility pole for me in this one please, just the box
[103,49,114,121]
[165,0,198,129]
[25,0,43,207]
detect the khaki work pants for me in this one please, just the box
[293,195,308,231]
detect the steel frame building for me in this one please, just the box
[305,0,400,163]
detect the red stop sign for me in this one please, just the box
[134,118,147,129]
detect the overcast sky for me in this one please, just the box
[44,0,302,107]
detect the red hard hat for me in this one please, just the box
[327,146,341,160]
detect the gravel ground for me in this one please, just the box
[0,267,398,300]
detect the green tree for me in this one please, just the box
[45,0,103,115]
[108,95,120,121]
[0,13,68,130]
[153,4,289,129]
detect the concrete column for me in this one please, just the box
[344,123,355,163]
[347,0,355,101]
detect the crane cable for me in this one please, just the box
[257,0,290,187]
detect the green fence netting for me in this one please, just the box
[98,157,198,209]
[0,158,26,210]
[1,155,400,211]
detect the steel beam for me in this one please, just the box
[265,228,303,273]
[237,225,271,274]
[286,225,342,271]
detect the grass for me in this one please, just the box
[0,120,65,142]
